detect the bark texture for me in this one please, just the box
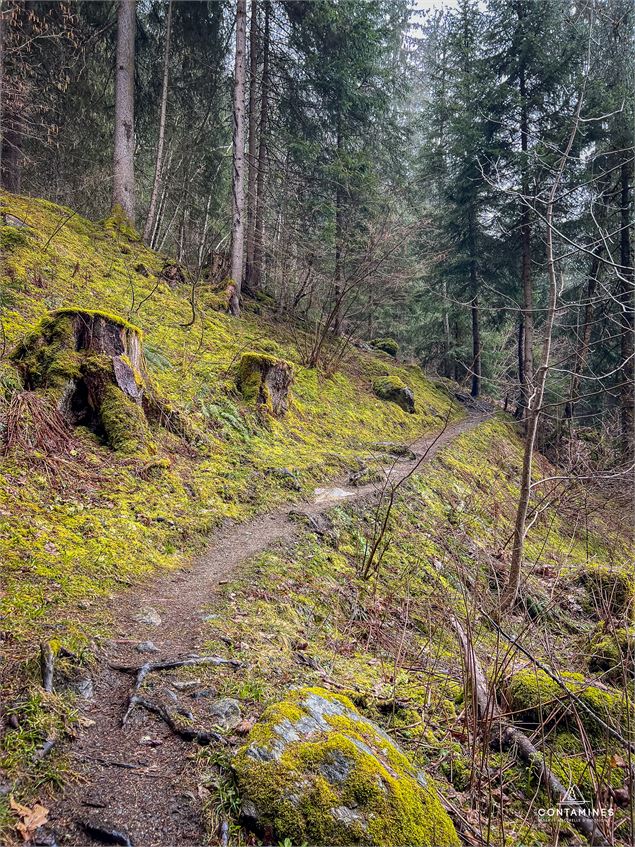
[229,0,247,316]
[112,0,136,223]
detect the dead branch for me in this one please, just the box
[452,615,610,847]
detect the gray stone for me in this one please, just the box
[69,675,94,700]
[208,697,242,730]
[135,640,159,653]
[134,607,162,626]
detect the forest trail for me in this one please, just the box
[48,404,491,847]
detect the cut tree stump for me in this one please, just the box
[236,352,293,416]
[12,308,155,455]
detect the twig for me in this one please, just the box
[40,641,54,693]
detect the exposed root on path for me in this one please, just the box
[114,655,242,743]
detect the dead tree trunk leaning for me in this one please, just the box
[112,0,136,224]
[251,0,270,292]
[228,0,247,317]
[143,0,172,244]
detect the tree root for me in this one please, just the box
[452,616,610,847]
[113,655,241,743]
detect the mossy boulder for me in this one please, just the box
[589,625,635,681]
[372,376,415,414]
[12,308,155,455]
[580,564,634,622]
[233,686,459,846]
[507,668,634,738]
[237,352,294,417]
[370,337,399,357]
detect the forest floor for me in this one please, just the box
[46,404,491,847]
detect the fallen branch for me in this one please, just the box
[452,616,610,847]
[40,641,54,693]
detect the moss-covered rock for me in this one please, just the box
[507,668,634,738]
[370,337,399,357]
[237,352,293,417]
[233,686,459,846]
[372,376,415,414]
[580,564,634,622]
[589,626,635,681]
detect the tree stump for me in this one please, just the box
[12,308,155,455]
[236,352,293,417]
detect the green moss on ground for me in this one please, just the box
[370,338,399,357]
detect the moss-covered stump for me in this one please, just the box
[233,686,459,846]
[372,376,415,414]
[12,308,155,455]
[237,352,294,417]
[580,564,634,622]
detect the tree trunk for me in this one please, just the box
[251,0,270,292]
[143,0,172,244]
[244,0,259,293]
[112,0,136,223]
[468,208,481,398]
[333,117,344,335]
[565,249,601,419]
[514,313,524,419]
[618,160,634,458]
[229,0,247,317]
[518,60,533,421]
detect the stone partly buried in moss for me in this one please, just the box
[589,626,635,681]
[370,337,399,357]
[233,686,459,846]
[507,668,635,738]
[236,352,294,417]
[12,308,155,455]
[372,376,415,414]
[579,564,634,622]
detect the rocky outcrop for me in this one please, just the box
[233,686,459,846]
[372,376,415,414]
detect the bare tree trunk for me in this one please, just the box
[468,208,481,398]
[517,61,533,421]
[251,0,270,292]
[244,0,259,293]
[0,1,4,190]
[333,116,344,335]
[112,0,136,223]
[143,0,172,244]
[619,160,634,458]
[229,0,247,317]
[565,248,601,419]
[500,85,585,615]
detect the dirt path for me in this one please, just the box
[47,405,490,847]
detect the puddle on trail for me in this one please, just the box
[314,486,356,505]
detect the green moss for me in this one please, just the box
[100,383,155,456]
[52,306,143,337]
[236,351,293,415]
[370,338,399,357]
[0,225,30,251]
[103,204,140,241]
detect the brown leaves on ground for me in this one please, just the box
[9,796,49,842]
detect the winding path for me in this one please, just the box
[47,405,491,847]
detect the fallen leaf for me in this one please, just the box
[10,795,49,842]
[234,719,254,735]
